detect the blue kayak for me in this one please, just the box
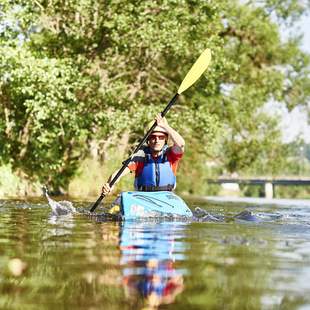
[120,191,193,219]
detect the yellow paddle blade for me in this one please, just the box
[177,48,211,94]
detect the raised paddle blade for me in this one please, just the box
[177,48,211,94]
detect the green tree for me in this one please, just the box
[0,0,309,193]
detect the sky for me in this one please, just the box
[298,14,310,53]
[276,14,310,143]
[268,102,310,143]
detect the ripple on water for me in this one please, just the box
[0,197,310,309]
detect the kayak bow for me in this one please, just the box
[120,191,192,219]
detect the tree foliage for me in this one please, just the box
[0,0,309,192]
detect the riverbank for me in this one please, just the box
[0,160,133,199]
[1,159,310,200]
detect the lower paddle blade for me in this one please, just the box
[177,48,211,94]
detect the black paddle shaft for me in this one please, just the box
[89,93,179,212]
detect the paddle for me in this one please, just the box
[90,48,212,212]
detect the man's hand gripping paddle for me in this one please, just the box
[89,48,212,212]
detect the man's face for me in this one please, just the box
[148,133,167,152]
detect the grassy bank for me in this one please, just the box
[68,158,134,198]
[0,165,41,197]
[1,157,309,199]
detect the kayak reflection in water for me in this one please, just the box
[102,113,185,201]
[122,259,184,308]
[120,222,186,309]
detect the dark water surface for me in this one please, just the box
[1,196,310,309]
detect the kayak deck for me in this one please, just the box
[120,191,193,219]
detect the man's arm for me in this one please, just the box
[102,166,131,195]
[102,148,145,195]
[155,114,185,154]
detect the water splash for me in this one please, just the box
[193,207,263,222]
[193,207,224,222]
[43,186,76,216]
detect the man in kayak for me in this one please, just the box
[102,113,185,195]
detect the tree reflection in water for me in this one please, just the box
[119,221,187,309]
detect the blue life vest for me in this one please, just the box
[134,146,176,191]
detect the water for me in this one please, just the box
[1,197,310,309]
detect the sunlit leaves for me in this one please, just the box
[0,0,309,191]
[0,45,99,189]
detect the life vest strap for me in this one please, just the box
[138,184,174,192]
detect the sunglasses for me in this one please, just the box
[149,135,166,141]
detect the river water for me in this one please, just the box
[1,196,310,309]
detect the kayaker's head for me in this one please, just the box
[147,125,168,154]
